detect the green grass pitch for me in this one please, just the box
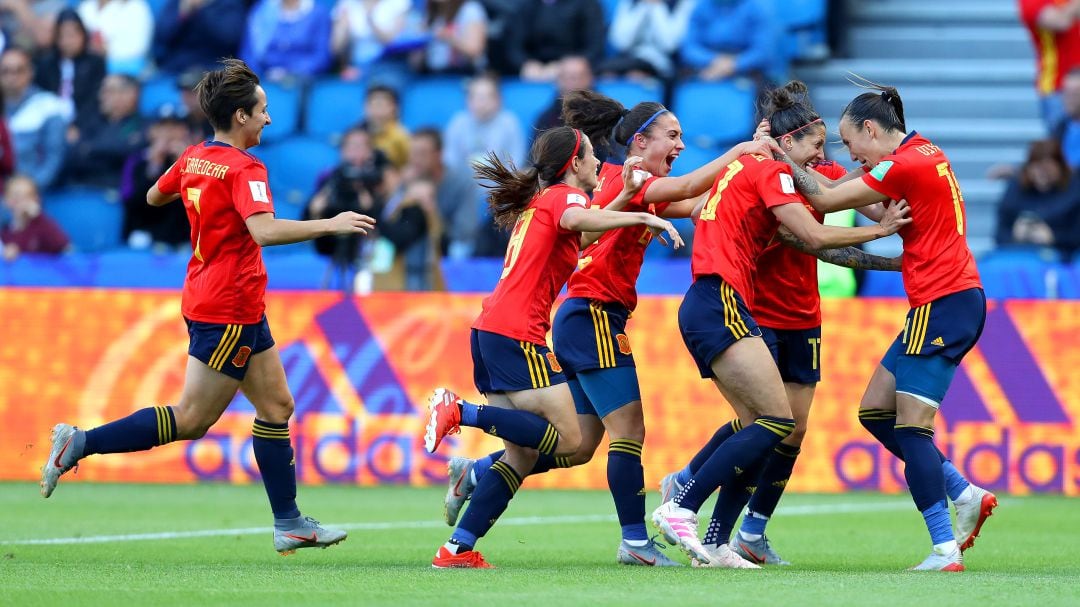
[0,483,1076,606]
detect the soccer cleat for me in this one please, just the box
[910,547,964,572]
[651,501,712,565]
[40,423,84,498]
[732,534,791,566]
[616,538,682,567]
[692,543,761,569]
[659,471,685,505]
[954,486,998,552]
[432,545,494,569]
[444,456,476,526]
[273,516,348,555]
[424,388,462,453]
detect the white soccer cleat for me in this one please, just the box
[910,546,964,572]
[40,423,83,498]
[954,485,998,552]
[651,501,711,565]
[691,543,761,569]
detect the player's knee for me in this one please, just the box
[553,426,581,456]
[785,423,807,446]
[257,397,294,425]
[172,405,215,440]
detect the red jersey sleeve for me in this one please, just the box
[755,162,803,209]
[232,161,275,219]
[552,188,589,232]
[861,157,909,202]
[1019,0,1048,25]
[155,155,183,195]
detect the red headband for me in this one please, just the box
[555,129,582,178]
[780,117,824,139]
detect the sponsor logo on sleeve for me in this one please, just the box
[779,173,796,194]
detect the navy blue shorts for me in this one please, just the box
[471,329,567,394]
[880,288,986,405]
[761,325,822,385]
[567,367,642,418]
[186,316,275,381]
[679,275,762,379]
[552,298,635,375]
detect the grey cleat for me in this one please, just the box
[659,471,685,505]
[273,516,348,555]
[444,456,476,526]
[41,423,84,498]
[732,534,792,566]
[617,538,682,567]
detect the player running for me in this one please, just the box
[776,78,997,572]
[650,83,912,569]
[424,126,684,568]
[440,90,777,568]
[40,59,374,554]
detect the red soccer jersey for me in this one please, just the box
[1021,0,1080,95]
[691,154,803,307]
[156,141,275,325]
[754,160,849,330]
[473,184,588,344]
[566,162,664,311]
[860,132,982,308]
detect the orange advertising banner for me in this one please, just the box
[1,289,1077,494]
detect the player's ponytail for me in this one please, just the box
[474,126,586,229]
[841,73,906,133]
[760,80,822,142]
[562,90,667,156]
[196,58,261,133]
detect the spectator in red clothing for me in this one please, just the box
[1020,0,1080,129]
[1,173,70,260]
[0,90,14,186]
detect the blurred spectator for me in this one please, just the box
[413,0,487,74]
[64,73,145,188]
[406,126,476,258]
[120,107,192,250]
[239,0,334,82]
[600,0,694,80]
[34,9,106,131]
[77,0,154,75]
[507,0,605,80]
[152,0,246,74]
[375,174,444,290]
[443,73,524,170]
[681,0,785,85]
[1,46,70,190]
[175,68,212,140]
[533,55,592,135]
[1,173,69,260]
[304,125,392,267]
[361,84,410,168]
[331,0,411,86]
[996,139,1080,255]
[0,0,66,50]
[0,91,14,187]
[476,0,521,74]
[1020,0,1080,130]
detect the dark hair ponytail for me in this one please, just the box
[561,89,667,157]
[841,74,906,133]
[474,126,586,229]
[759,80,821,141]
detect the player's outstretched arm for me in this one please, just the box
[147,183,181,206]
[776,152,887,213]
[775,226,901,271]
[562,207,684,249]
[245,211,376,247]
[580,155,645,248]
[644,138,779,203]
[772,199,910,250]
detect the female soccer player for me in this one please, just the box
[440,91,778,567]
[40,59,375,555]
[777,80,997,572]
[650,84,912,569]
[424,125,684,568]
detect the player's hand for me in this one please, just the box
[620,155,648,196]
[642,214,685,249]
[753,118,770,141]
[878,198,912,236]
[327,211,376,235]
[734,137,780,159]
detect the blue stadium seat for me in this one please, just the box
[139,75,181,118]
[501,80,556,133]
[43,187,123,252]
[261,81,302,143]
[402,78,466,130]
[775,0,828,61]
[255,137,339,216]
[596,80,664,110]
[673,80,756,149]
[305,79,366,139]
